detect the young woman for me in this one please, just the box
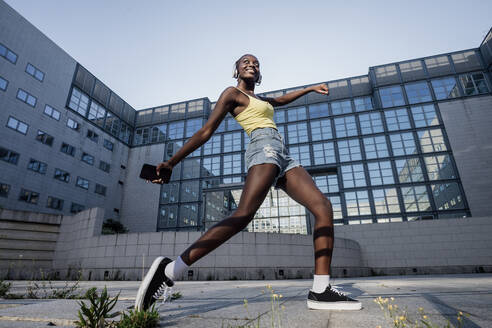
[135,54,361,311]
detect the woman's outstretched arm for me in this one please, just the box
[153,87,238,181]
[260,83,329,107]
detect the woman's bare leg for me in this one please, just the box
[276,166,334,275]
[180,163,279,265]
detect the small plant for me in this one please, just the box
[102,219,129,235]
[374,296,468,328]
[0,279,11,297]
[75,287,119,328]
[223,285,285,328]
[171,291,182,301]
[26,270,82,299]
[118,306,159,328]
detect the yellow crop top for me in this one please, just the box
[233,87,277,136]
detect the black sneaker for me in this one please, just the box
[307,285,362,310]
[135,257,174,311]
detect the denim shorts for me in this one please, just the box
[245,127,301,188]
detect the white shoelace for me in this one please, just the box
[330,285,347,297]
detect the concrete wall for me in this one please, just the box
[438,96,492,217]
[334,216,492,275]
[53,208,363,281]
[0,209,61,279]
[3,208,492,280]
[120,144,165,232]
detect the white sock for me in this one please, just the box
[311,274,330,293]
[164,256,189,281]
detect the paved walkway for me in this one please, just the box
[0,274,491,327]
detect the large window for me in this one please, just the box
[0,147,19,165]
[202,156,221,177]
[0,43,17,64]
[334,116,357,138]
[287,122,309,144]
[337,139,361,162]
[81,152,95,165]
[68,88,90,116]
[417,128,447,153]
[289,145,311,166]
[25,63,45,82]
[161,183,180,203]
[180,180,200,202]
[384,108,411,131]
[345,191,371,216]
[47,196,64,210]
[185,118,202,138]
[168,121,185,139]
[36,130,54,146]
[401,186,431,212]
[54,168,70,183]
[310,119,332,141]
[19,189,39,204]
[60,143,76,156]
[0,183,10,198]
[431,77,460,100]
[411,105,439,128]
[367,160,394,186]
[331,100,352,115]
[27,159,47,174]
[16,89,37,107]
[404,82,432,104]
[373,188,400,214]
[158,205,179,229]
[341,164,366,188]
[0,76,8,91]
[395,158,424,183]
[182,158,201,179]
[223,154,242,175]
[312,142,336,165]
[76,177,89,190]
[287,106,307,122]
[203,135,221,155]
[44,105,61,121]
[389,132,417,156]
[313,174,339,193]
[223,132,242,153]
[359,112,383,134]
[431,182,465,211]
[379,86,405,108]
[424,154,455,180]
[459,72,489,95]
[354,97,373,112]
[363,136,388,159]
[7,117,28,135]
[308,103,329,119]
[88,101,106,127]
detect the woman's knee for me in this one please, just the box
[311,196,333,218]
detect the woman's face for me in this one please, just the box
[237,55,260,82]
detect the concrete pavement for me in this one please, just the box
[0,274,491,327]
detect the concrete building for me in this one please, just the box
[1,0,492,238]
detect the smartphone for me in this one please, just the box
[139,164,171,184]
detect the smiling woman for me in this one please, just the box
[135,54,362,312]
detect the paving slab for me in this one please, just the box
[0,274,491,327]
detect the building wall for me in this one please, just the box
[120,144,165,232]
[0,0,130,219]
[334,216,492,275]
[438,96,492,217]
[0,209,61,279]
[2,208,491,280]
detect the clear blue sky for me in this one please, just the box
[5,0,492,110]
